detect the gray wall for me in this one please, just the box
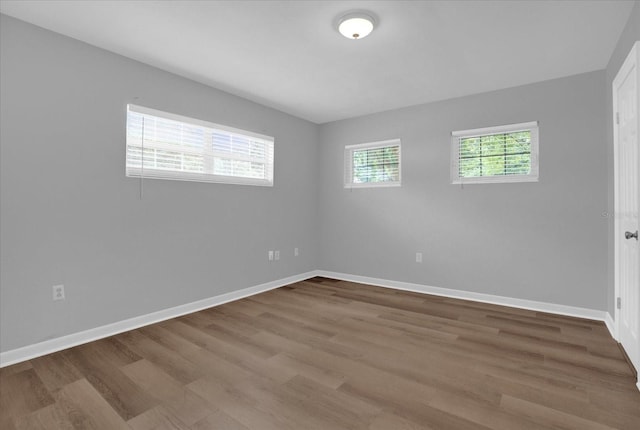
[318,71,608,310]
[605,2,640,315]
[2,9,627,354]
[0,15,320,352]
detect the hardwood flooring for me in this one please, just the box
[1,277,639,429]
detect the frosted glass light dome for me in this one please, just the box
[338,13,375,40]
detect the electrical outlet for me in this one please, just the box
[52,284,65,301]
[416,252,423,263]
[274,250,280,261]
[294,247,299,257]
[268,250,274,261]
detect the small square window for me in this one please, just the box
[451,122,538,184]
[344,139,401,188]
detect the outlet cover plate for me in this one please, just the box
[53,284,65,301]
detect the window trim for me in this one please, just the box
[450,121,539,184]
[126,104,275,187]
[344,138,402,189]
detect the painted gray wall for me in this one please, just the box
[2,8,627,354]
[318,71,608,310]
[0,15,320,352]
[605,2,640,316]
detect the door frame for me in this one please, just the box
[613,40,639,377]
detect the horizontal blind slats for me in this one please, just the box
[457,130,532,179]
[126,105,274,186]
[345,140,401,187]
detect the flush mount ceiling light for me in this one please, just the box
[337,11,376,40]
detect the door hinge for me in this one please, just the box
[617,297,621,309]
[616,112,620,125]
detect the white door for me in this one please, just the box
[614,41,640,377]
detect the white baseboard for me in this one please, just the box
[603,312,638,393]
[317,270,611,324]
[0,269,616,369]
[604,312,617,340]
[0,271,319,368]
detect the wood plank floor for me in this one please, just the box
[1,277,639,429]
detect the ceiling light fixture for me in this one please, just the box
[337,12,376,40]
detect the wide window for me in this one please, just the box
[451,121,538,184]
[344,139,401,188]
[126,105,274,186]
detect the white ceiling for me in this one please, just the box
[0,1,635,124]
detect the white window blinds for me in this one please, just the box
[451,121,538,184]
[344,139,401,188]
[126,104,274,186]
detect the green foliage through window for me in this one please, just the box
[458,131,531,178]
[352,145,400,184]
[345,140,401,188]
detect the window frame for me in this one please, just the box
[126,104,275,187]
[344,139,402,189]
[450,121,539,185]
